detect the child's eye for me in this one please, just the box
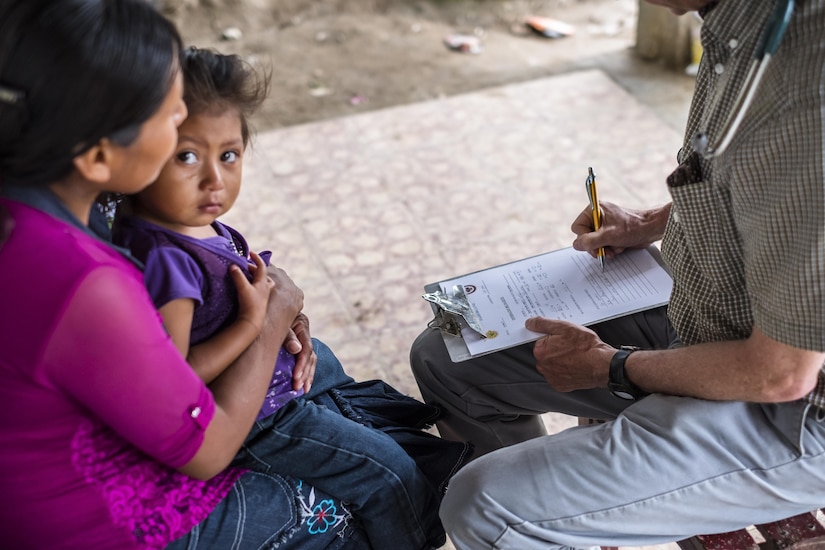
[177,151,197,165]
[221,151,239,163]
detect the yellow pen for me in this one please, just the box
[585,167,605,271]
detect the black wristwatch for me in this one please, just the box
[608,346,646,401]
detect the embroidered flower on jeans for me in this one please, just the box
[307,499,338,534]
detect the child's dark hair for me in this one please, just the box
[182,47,270,148]
[0,0,182,186]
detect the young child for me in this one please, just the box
[114,47,470,550]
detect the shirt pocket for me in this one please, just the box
[666,151,746,294]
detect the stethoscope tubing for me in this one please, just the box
[696,0,794,158]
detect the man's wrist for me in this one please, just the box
[608,346,647,401]
[645,203,672,241]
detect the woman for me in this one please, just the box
[0,1,365,548]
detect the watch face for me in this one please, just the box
[608,384,635,400]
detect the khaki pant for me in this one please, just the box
[410,308,825,548]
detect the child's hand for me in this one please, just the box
[230,251,274,333]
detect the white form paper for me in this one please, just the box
[438,247,672,357]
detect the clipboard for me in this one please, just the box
[422,245,672,362]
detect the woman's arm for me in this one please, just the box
[47,256,301,480]
[181,263,302,478]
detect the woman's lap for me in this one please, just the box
[168,340,371,549]
[166,470,368,550]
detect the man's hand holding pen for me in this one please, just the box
[571,200,672,259]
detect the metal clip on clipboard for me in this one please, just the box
[422,284,486,338]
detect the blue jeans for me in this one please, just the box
[167,471,369,549]
[230,340,466,550]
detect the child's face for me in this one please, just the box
[132,107,244,235]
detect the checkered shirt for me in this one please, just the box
[660,0,825,407]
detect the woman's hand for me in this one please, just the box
[232,251,274,333]
[261,264,304,333]
[264,268,314,391]
[285,313,316,393]
[526,317,615,392]
[570,201,671,259]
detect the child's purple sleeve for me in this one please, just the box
[143,246,205,310]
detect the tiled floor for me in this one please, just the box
[223,65,690,550]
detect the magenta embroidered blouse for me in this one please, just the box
[0,199,243,549]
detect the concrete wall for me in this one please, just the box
[635,2,699,71]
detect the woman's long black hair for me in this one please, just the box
[0,0,183,186]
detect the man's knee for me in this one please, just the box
[410,328,441,364]
[410,328,447,389]
[440,464,477,538]
[440,459,507,547]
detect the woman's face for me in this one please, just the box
[109,70,187,195]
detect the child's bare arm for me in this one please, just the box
[186,314,263,383]
[158,252,274,384]
[157,297,253,383]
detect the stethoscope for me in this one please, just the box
[691,0,795,158]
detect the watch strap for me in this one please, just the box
[608,346,645,400]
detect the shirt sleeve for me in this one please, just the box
[732,69,825,350]
[143,246,205,309]
[42,265,213,468]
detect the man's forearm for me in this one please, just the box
[623,327,823,403]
